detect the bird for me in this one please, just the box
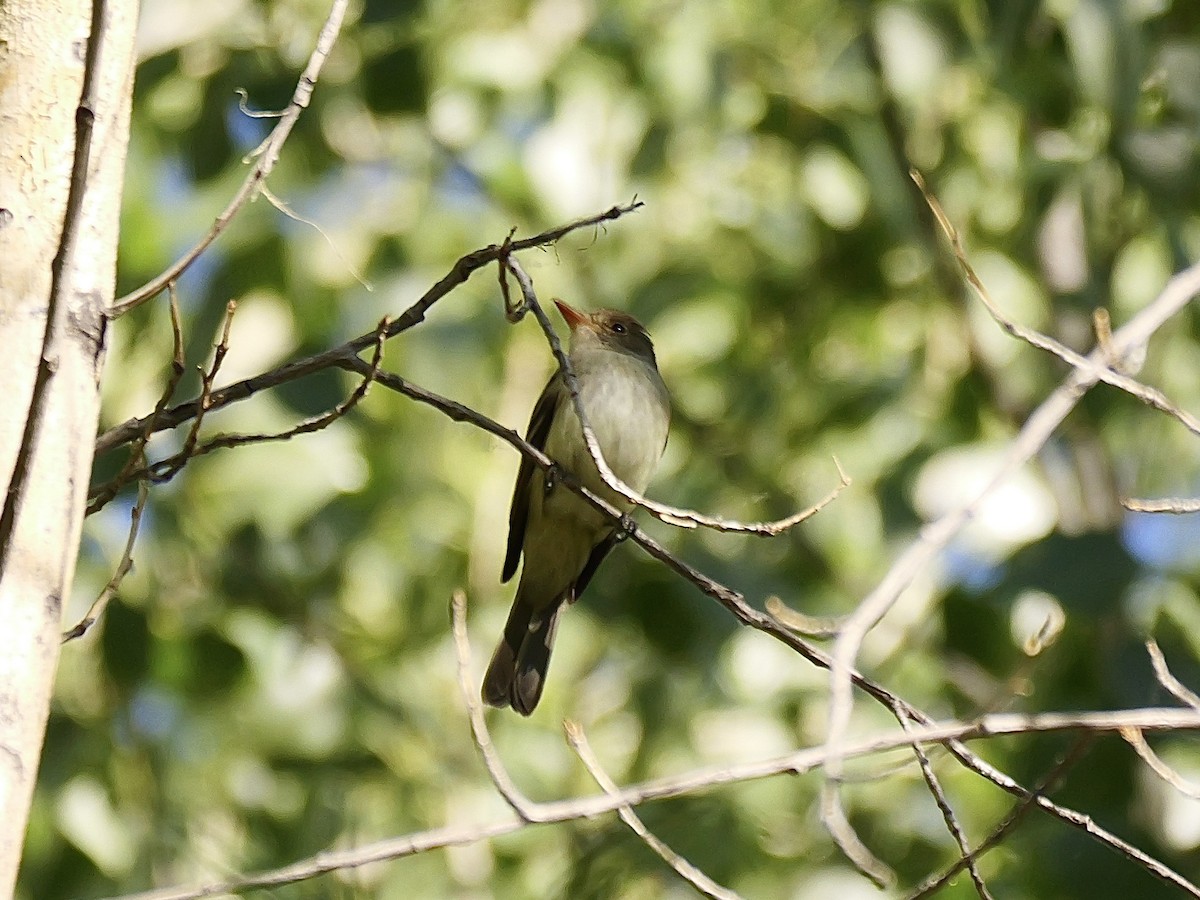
[482,298,670,715]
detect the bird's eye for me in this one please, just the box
[611,322,627,334]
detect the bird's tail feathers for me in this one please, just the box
[481,593,565,716]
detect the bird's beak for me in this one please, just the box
[554,298,589,332]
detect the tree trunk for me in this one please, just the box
[0,0,138,891]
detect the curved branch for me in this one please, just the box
[93,201,644,457]
[110,0,351,316]
[107,707,1200,900]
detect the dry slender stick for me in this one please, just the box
[906,737,1092,900]
[914,170,1200,438]
[1122,496,1200,514]
[260,185,372,291]
[168,342,383,458]
[820,782,894,887]
[898,711,993,900]
[143,301,238,487]
[765,596,846,636]
[566,720,744,900]
[87,284,187,515]
[94,202,644,457]
[106,708,1200,900]
[62,476,149,642]
[822,175,1200,876]
[89,317,390,509]
[111,0,352,315]
[449,590,544,823]
[1121,727,1200,800]
[1147,640,1200,711]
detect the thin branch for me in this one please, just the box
[939,733,1200,897]
[260,184,372,292]
[496,228,522,322]
[144,301,238,486]
[504,253,851,534]
[91,317,390,507]
[1121,496,1200,514]
[765,596,846,637]
[94,201,645,457]
[898,712,993,900]
[234,88,285,120]
[919,170,1200,521]
[62,475,149,642]
[87,284,187,515]
[565,720,744,900]
[906,736,1092,900]
[1147,639,1200,711]
[820,782,894,888]
[0,0,108,580]
[1122,727,1200,799]
[156,315,387,478]
[110,0,351,315]
[823,178,1200,865]
[106,708,1200,900]
[449,589,544,823]
[913,169,1200,438]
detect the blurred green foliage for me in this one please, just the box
[22,0,1200,897]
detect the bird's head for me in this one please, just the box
[554,298,658,368]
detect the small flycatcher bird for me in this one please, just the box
[482,299,670,715]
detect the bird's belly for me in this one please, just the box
[546,367,667,506]
[520,486,609,600]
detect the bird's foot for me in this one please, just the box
[614,514,638,542]
[543,463,562,495]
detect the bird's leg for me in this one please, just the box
[614,513,638,542]
[543,462,562,496]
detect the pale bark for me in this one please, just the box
[0,0,138,891]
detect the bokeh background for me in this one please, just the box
[21,0,1200,897]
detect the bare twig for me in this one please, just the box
[143,300,238,486]
[449,589,544,822]
[1147,639,1200,710]
[898,712,993,900]
[234,88,284,120]
[1121,496,1200,514]
[1122,727,1200,799]
[496,228,522,322]
[923,174,1200,520]
[820,783,894,887]
[89,317,388,509]
[823,176,1200,871]
[87,285,187,515]
[111,0,352,315]
[504,253,852,534]
[565,720,744,900]
[906,736,1092,900]
[95,202,645,457]
[1093,308,1117,365]
[940,734,1200,897]
[765,596,846,636]
[914,169,1200,438]
[260,184,372,291]
[139,315,388,483]
[106,707,1200,900]
[62,476,149,643]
